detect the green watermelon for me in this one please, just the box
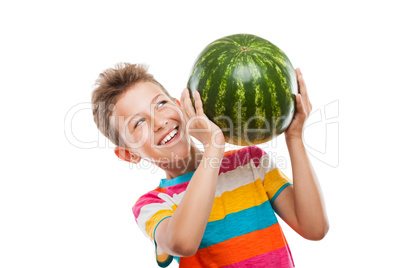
[187,33,298,146]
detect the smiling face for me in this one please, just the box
[112,81,191,163]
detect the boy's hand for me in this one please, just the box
[180,88,225,150]
[285,68,312,141]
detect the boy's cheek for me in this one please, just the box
[124,128,151,150]
[165,104,183,121]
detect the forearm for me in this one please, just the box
[286,137,329,239]
[165,147,224,254]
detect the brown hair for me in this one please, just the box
[91,63,173,148]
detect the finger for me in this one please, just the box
[295,67,302,77]
[296,69,307,97]
[194,90,204,116]
[296,68,312,112]
[180,89,189,122]
[296,94,306,118]
[184,88,196,118]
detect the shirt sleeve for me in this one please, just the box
[132,189,175,267]
[250,146,293,203]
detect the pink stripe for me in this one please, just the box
[132,190,165,219]
[162,181,189,196]
[133,146,267,220]
[221,245,294,268]
[219,146,266,174]
[132,181,189,219]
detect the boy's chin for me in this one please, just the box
[152,143,192,163]
[168,146,191,161]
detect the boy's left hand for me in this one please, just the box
[285,68,312,140]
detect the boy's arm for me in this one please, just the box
[155,147,223,256]
[272,68,329,240]
[155,89,225,257]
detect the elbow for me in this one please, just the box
[306,229,328,241]
[304,222,330,241]
[164,226,199,257]
[171,240,198,257]
[297,219,329,241]
[160,218,200,257]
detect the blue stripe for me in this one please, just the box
[270,183,292,204]
[199,200,278,249]
[159,171,194,187]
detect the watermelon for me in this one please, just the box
[187,33,298,146]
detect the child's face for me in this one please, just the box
[112,82,191,163]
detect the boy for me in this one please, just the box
[91,63,329,267]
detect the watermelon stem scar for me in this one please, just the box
[241,46,249,51]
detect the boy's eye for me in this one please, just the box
[134,101,167,129]
[134,119,145,128]
[157,100,167,108]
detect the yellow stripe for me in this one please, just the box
[156,252,170,263]
[263,168,291,200]
[208,178,268,222]
[145,169,290,238]
[145,209,174,239]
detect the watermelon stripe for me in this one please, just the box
[215,53,239,116]
[258,55,282,120]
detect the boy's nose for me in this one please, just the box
[154,119,168,131]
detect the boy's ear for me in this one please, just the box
[114,147,141,164]
[174,98,181,108]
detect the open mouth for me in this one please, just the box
[158,126,180,146]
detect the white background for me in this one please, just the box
[1,0,401,267]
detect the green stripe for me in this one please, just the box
[248,58,265,130]
[256,55,282,122]
[215,55,237,116]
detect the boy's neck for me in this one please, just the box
[162,143,203,180]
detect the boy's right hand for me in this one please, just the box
[180,88,225,151]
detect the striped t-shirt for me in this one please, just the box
[133,145,294,267]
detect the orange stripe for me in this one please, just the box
[154,187,166,193]
[223,148,242,157]
[179,223,287,267]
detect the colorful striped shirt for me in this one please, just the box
[133,145,294,267]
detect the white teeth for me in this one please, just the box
[160,128,178,145]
